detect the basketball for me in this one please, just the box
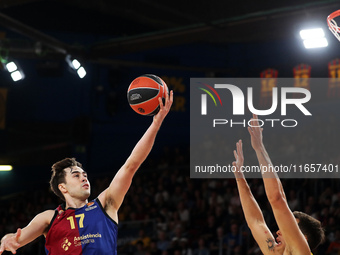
[127,74,169,116]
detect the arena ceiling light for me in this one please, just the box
[300,28,328,49]
[66,55,87,79]
[0,165,13,171]
[4,60,25,81]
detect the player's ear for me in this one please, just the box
[58,183,67,194]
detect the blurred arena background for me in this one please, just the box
[0,1,339,254]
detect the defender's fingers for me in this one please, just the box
[247,127,253,135]
[239,141,243,156]
[236,141,240,153]
[236,140,242,149]
[252,117,259,127]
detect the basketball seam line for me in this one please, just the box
[128,88,159,90]
[129,95,161,105]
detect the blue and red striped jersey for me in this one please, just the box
[45,198,118,255]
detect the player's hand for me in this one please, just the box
[248,114,264,152]
[153,90,173,126]
[232,139,244,179]
[0,228,21,254]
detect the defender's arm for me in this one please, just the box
[248,114,310,254]
[233,140,278,255]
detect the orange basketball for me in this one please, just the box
[127,74,168,116]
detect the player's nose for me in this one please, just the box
[81,175,88,182]
[276,230,281,236]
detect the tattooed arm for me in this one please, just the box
[232,140,279,255]
[248,114,310,254]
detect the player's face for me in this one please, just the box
[275,218,303,254]
[275,230,286,253]
[64,166,91,200]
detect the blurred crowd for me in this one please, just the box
[0,114,339,255]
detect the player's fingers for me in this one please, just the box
[165,90,173,111]
[161,89,167,106]
[158,97,163,110]
[164,91,169,107]
[233,150,237,159]
[165,86,169,98]
[169,90,173,104]
[0,238,6,254]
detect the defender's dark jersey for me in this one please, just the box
[45,198,118,255]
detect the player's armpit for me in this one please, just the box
[97,188,120,224]
[249,222,280,255]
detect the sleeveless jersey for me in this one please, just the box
[45,198,118,255]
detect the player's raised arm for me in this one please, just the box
[232,140,277,255]
[98,90,173,221]
[0,210,54,254]
[248,114,310,254]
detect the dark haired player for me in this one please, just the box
[0,90,173,254]
[232,114,325,255]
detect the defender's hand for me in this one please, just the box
[248,114,264,152]
[232,139,245,179]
